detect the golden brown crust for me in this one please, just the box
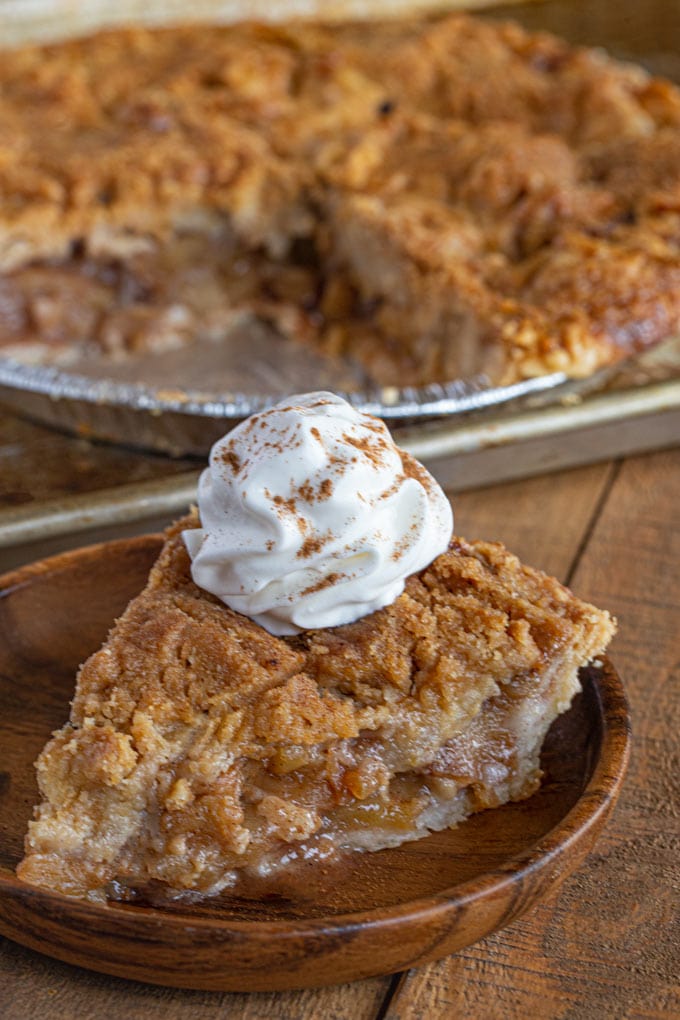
[321,104,680,381]
[2,15,680,382]
[0,25,312,261]
[17,512,615,899]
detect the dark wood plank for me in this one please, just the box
[386,448,680,1020]
[0,938,391,1020]
[451,461,614,580]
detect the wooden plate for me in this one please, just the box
[0,537,630,992]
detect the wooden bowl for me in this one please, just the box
[0,536,630,992]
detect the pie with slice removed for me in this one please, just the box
[3,14,680,384]
[17,512,615,901]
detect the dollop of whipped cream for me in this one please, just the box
[183,392,453,635]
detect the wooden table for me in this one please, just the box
[0,409,678,1019]
[2,0,679,1011]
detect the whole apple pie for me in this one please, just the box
[2,14,680,385]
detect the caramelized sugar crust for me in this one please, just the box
[17,514,614,900]
[2,15,680,382]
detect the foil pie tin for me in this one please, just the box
[0,338,568,457]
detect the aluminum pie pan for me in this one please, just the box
[0,351,570,457]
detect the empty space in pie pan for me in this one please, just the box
[0,536,630,991]
[1,330,678,459]
[0,351,574,457]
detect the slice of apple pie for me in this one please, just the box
[18,393,615,901]
[17,511,614,901]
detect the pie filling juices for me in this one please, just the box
[18,393,615,901]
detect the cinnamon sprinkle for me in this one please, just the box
[297,477,334,503]
[341,431,390,468]
[219,447,242,474]
[378,473,406,502]
[391,520,420,561]
[297,530,333,559]
[272,494,297,514]
[300,571,344,597]
[269,492,309,535]
[400,451,434,494]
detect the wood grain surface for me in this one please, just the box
[2,456,671,1017]
[382,450,680,1020]
[0,0,679,1011]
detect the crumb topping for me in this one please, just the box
[2,14,680,384]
